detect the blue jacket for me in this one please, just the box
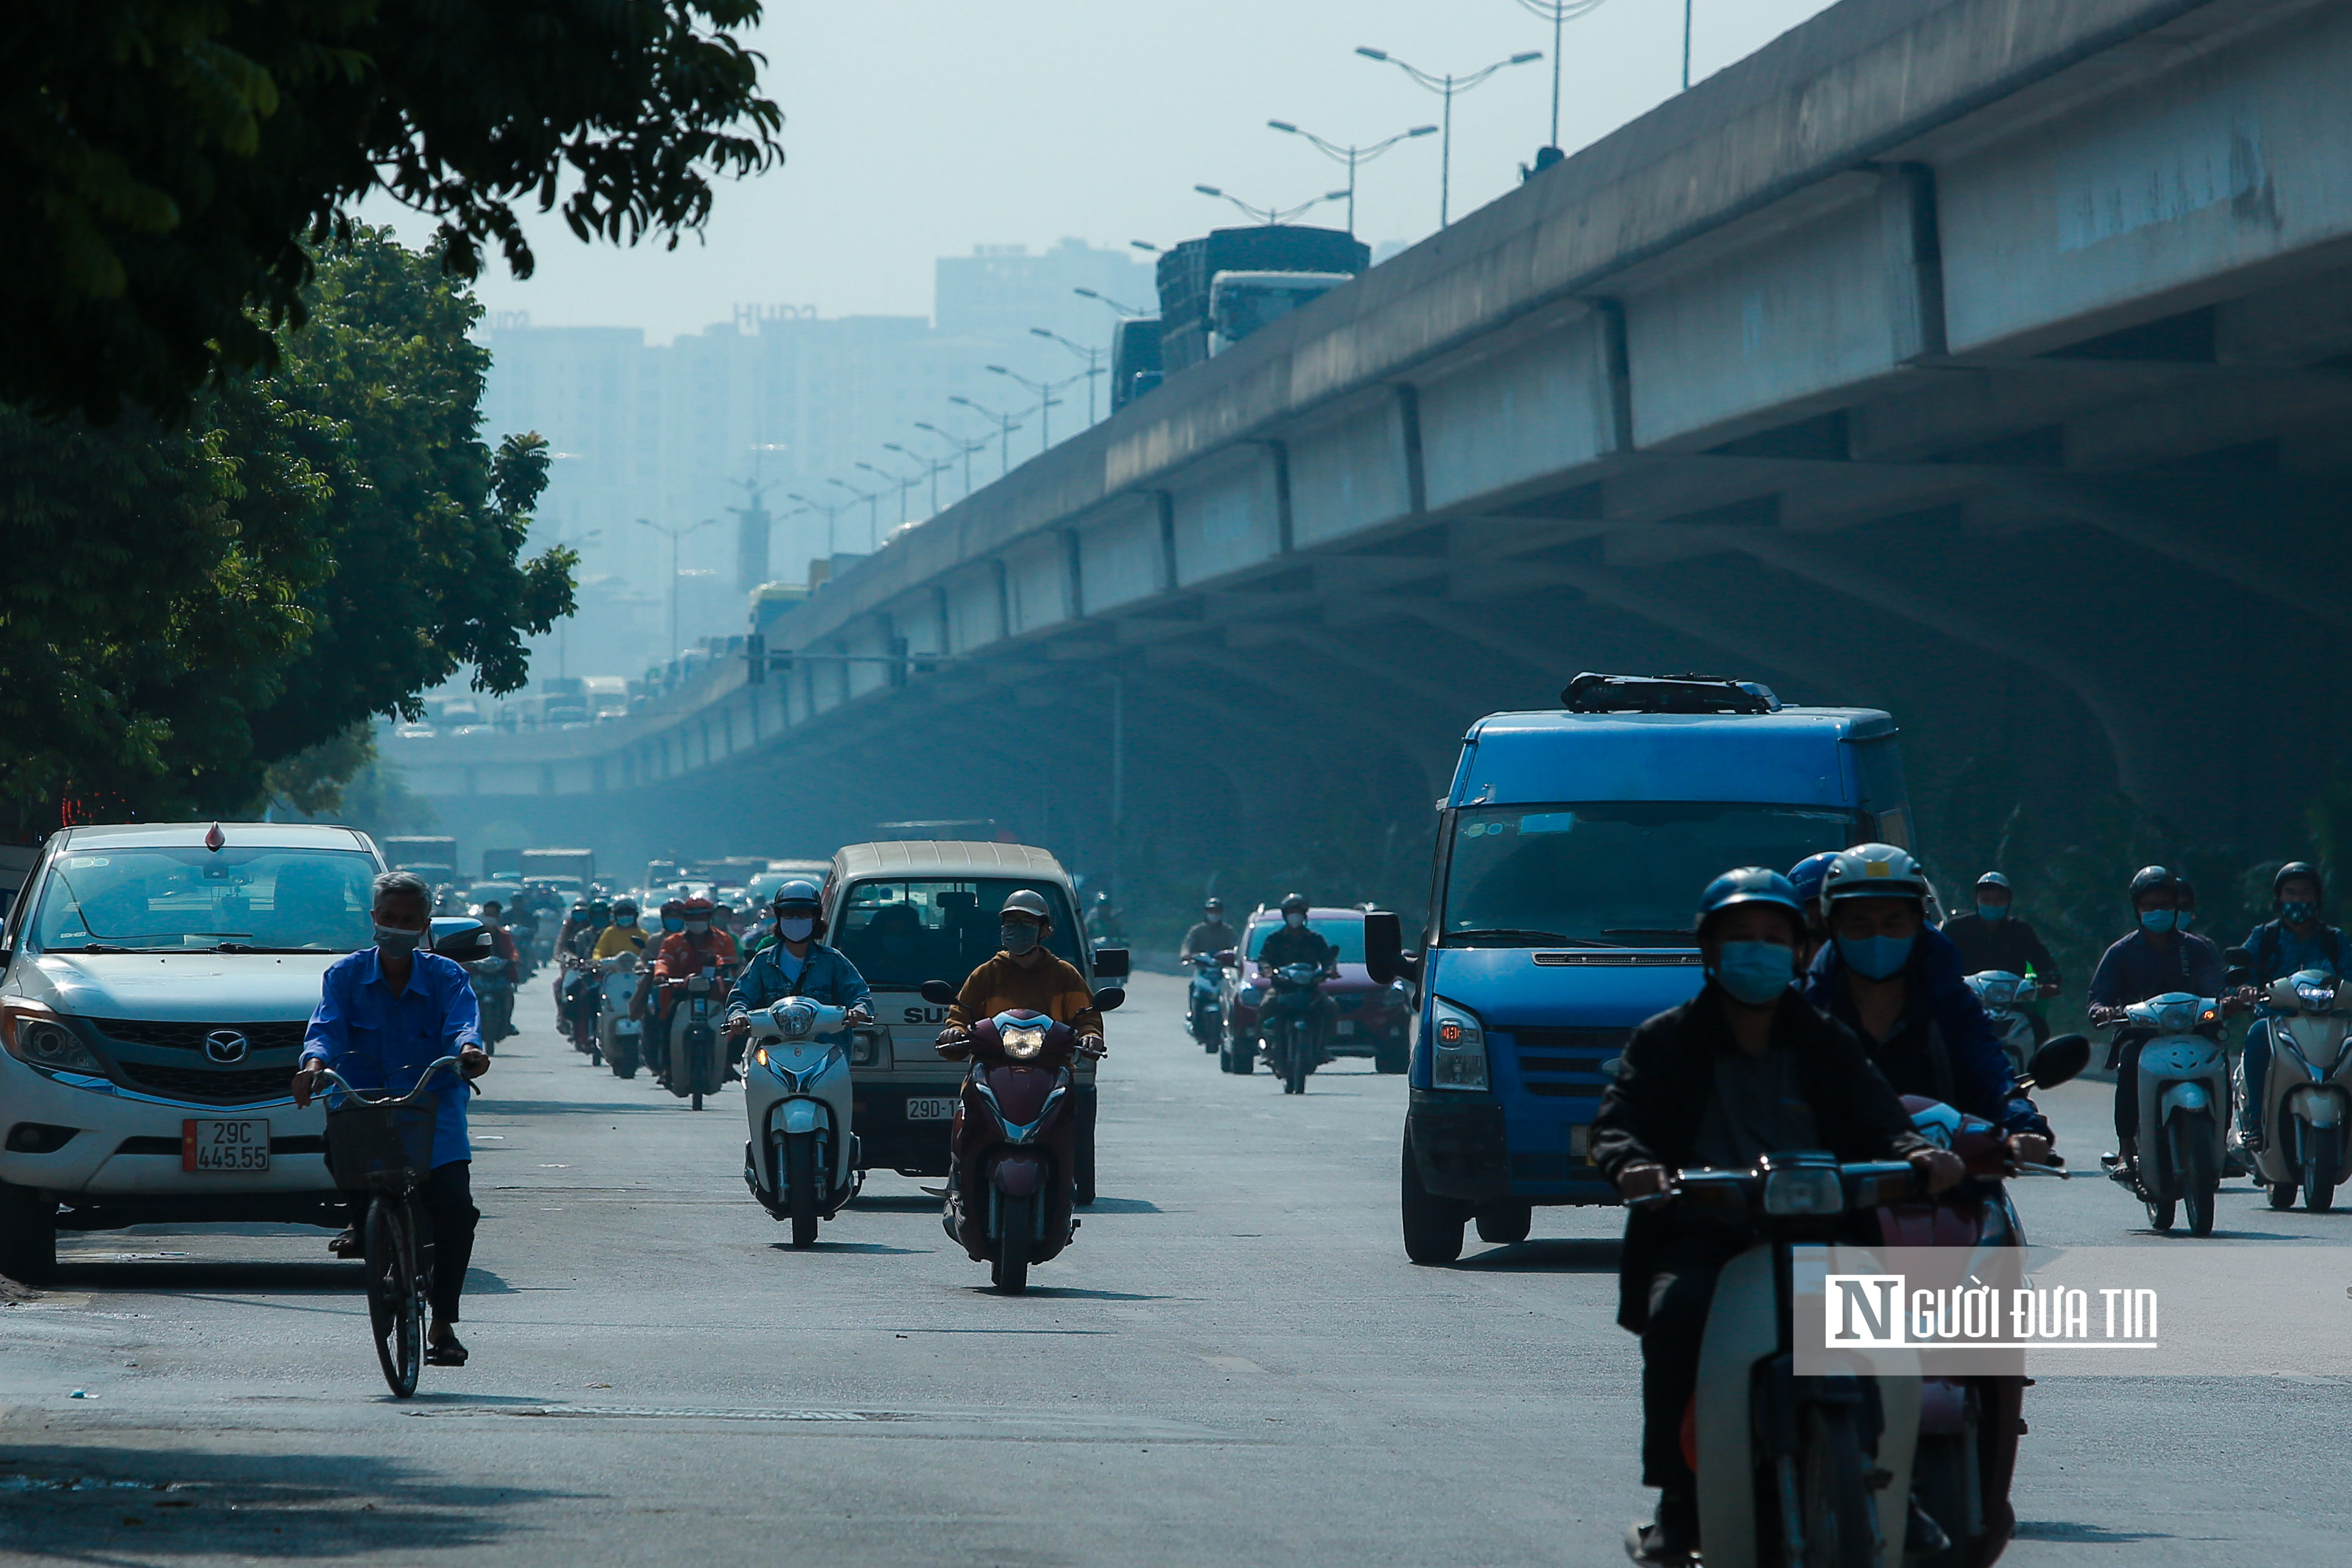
[726,941,872,1024]
[301,947,482,1169]
[1806,924,2050,1140]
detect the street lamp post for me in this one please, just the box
[635,515,717,663]
[855,461,914,531]
[826,477,883,550]
[1193,183,1351,228]
[1072,285,1150,318]
[949,394,1023,478]
[985,365,1084,454]
[1511,1,1611,150]
[785,491,842,559]
[1030,327,1106,425]
[1265,119,1438,234]
[1355,45,1543,227]
[914,421,992,498]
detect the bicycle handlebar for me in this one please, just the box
[314,1055,466,1107]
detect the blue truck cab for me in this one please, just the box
[1396,674,1910,1264]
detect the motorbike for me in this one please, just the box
[466,954,514,1050]
[662,965,733,1109]
[1261,960,1327,1094]
[2235,962,2352,1212]
[2100,992,2230,1235]
[741,998,870,1247]
[1962,970,2039,1079]
[1186,952,1227,1054]
[595,952,646,1079]
[507,918,539,982]
[565,956,604,1058]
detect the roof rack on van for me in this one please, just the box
[1559,672,1781,715]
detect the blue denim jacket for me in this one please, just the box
[726,942,872,1025]
[301,947,482,1168]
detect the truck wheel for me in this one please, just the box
[1475,1203,1532,1245]
[1400,1134,1464,1265]
[0,1181,59,1284]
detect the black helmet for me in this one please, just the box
[2274,861,2324,903]
[1204,896,1224,913]
[1278,892,1310,915]
[611,897,638,917]
[2127,865,2179,902]
[772,879,822,915]
[587,899,611,920]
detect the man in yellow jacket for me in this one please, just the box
[936,889,1106,1058]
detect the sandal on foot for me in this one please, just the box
[425,1334,469,1366]
[328,1229,362,1257]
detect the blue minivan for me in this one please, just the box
[1387,674,1912,1263]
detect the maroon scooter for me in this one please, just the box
[922,990,1084,1294]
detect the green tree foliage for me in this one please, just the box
[4,2,782,421]
[0,227,574,836]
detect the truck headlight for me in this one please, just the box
[1,1008,104,1074]
[1428,998,1489,1091]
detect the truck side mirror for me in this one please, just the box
[2027,1033,2091,1090]
[919,979,957,1008]
[1092,986,1126,1012]
[1092,946,1131,981]
[1363,911,1405,986]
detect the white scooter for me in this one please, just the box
[1963,970,2039,1079]
[741,998,869,1248]
[595,952,645,1079]
[2236,963,2352,1213]
[2102,992,2230,1236]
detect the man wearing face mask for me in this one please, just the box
[1804,845,2053,1169]
[2088,866,2236,1167]
[591,897,648,960]
[725,882,873,1042]
[1940,872,2062,1000]
[1597,867,1958,1567]
[936,891,1106,1060]
[2234,862,2345,1149]
[294,871,491,1365]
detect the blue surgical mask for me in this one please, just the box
[615,914,637,928]
[374,924,424,956]
[1710,940,1795,1006]
[663,917,685,933]
[2283,900,2318,926]
[1836,932,1914,981]
[2138,909,2177,934]
[2175,908,2195,930]
[778,916,815,943]
[1977,902,2008,922]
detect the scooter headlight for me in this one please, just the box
[1762,1166,1845,1216]
[2296,981,2338,1014]
[1002,1027,1046,1060]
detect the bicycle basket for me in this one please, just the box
[325,1102,437,1188]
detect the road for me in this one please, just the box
[1,973,2343,1564]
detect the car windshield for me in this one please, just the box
[1441,802,1856,948]
[1245,918,1365,962]
[29,845,377,952]
[837,878,1080,992]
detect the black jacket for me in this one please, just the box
[1941,913,2061,989]
[1591,986,1930,1332]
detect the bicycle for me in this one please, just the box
[318,1056,466,1398]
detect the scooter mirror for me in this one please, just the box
[2027,1032,2092,1089]
[2223,946,2253,987]
[1092,986,1126,1012]
[919,979,958,1008]
[1215,948,1238,965]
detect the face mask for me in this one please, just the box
[2138,908,2177,934]
[685,919,710,935]
[2175,908,2195,930]
[663,918,685,933]
[1710,940,1795,1006]
[374,924,424,956]
[778,916,814,943]
[1284,911,1305,929]
[2284,900,2318,926]
[1977,902,2008,923]
[616,914,637,928]
[1836,931,1914,981]
[1000,923,1039,956]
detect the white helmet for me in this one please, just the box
[1820,843,1929,905]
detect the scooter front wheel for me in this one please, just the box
[785,1133,821,1248]
[2176,1117,2218,1237]
[993,1192,1032,1294]
[1799,1401,1875,1568]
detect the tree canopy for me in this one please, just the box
[4,2,782,421]
[0,227,575,836]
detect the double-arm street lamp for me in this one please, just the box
[1030,327,1106,426]
[856,458,924,532]
[826,476,883,549]
[1355,45,1543,227]
[635,514,717,662]
[785,490,845,560]
[1194,183,1350,228]
[985,365,1080,454]
[882,440,954,516]
[1512,0,1611,149]
[1265,118,1438,235]
[914,421,994,497]
[948,394,1023,479]
[1073,285,1150,318]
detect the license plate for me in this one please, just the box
[905,1097,957,1121]
[616,1018,641,1035]
[183,1118,270,1173]
[1335,1020,1357,1036]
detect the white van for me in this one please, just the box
[819,840,1126,1204]
[0,823,384,1279]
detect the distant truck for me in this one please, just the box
[380,836,459,884]
[521,848,597,887]
[481,847,524,881]
[1109,318,1163,412]
[1153,225,1369,380]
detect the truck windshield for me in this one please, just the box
[1213,277,1342,344]
[1245,918,1365,962]
[1441,802,1855,948]
[29,846,378,952]
[838,879,1081,992]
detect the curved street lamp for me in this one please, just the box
[1356,45,1542,227]
[1193,183,1351,228]
[1266,119,1438,235]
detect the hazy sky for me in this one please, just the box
[425,0,1838,342]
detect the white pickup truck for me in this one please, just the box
[0,822,385,1280]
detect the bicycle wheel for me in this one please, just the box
[366,1196,424,1398]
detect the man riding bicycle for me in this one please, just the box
[295,870,491,1366]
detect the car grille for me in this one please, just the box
[115,1063,295,1105]
[1507,1027,1627,1098]
[86,1019,309,1052]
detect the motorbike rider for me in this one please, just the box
[591,897,649,961]
[935,890,1106,1060]
[1181,897,1237,960]
[724,881,874,1042]
[1805,845,2054,1169]
[1785,851,1838,965]
[630,899,689,1020]
[1941,872,2064,1008]
[2235,862,2347,1148]
[2088,866,2241,1171]
[649,895,739,986]
[475,902,522,968]
[1086,888,1125,944]
[1594,867,1959,1567]
[1254,892,1339,1060]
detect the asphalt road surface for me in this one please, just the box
[1,974,2343,1564]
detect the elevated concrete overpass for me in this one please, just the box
[411,0,2352,899]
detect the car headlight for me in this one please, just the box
[1002,1027,1045,1061]
[1428,998,1488,1091]
[1,1008,104,1074]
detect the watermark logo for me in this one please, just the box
[1824,1269,2157,1350]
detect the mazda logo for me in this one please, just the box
[203,1030,249,1065]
